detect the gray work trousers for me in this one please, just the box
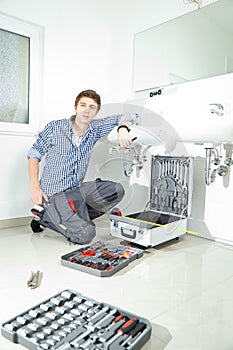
[78,178,125,220]
[40,178,125,244]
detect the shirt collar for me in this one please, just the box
[69,115,93,133]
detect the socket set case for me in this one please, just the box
[61,241,144,277]
[110,155,193,247]
[1,289,151,350]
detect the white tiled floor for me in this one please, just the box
[1,217,233,349]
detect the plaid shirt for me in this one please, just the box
[27,114,121,196]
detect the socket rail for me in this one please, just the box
[1,289,151,350]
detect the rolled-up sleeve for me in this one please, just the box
[27,147,43,161]
[91,112,136,139]
[92,115,121,138]
[27,121,54,161]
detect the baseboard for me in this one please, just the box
[0,216,31,229]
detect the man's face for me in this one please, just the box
[74,97,98,125]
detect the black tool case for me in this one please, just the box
[61,241,144,277]
[110,155,193,247]
[1,289,151,350]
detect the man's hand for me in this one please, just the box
[118,127,132,148]
[30,184,48,206]
[117,121,132,148]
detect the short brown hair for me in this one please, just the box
[74,89,101,111]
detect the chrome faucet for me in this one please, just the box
[209,103,224,116]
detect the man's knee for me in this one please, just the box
[105,182,125,203]
[115,182,125,201]
[69,222,96,244]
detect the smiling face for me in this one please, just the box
[74,97,99,127]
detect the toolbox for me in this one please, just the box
[61,241,144,277]
[1,289,151,350]
[110,155,193,247]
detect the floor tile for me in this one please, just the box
[1,221,233,349]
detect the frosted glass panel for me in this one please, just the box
[0,29,29,124]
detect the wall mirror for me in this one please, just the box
[133,0,233,91]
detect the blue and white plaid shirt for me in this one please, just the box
[27,114,121,196]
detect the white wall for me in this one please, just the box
[0,0,117,220]
[1,0,232,246]
[0,0,177,219]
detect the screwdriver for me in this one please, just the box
[105,317,138,347]
[120,321,146,346]
[98,314,126,342]
[103,313,125,332]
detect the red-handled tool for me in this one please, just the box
[99,313,126,332]
[81,249,96,256]
[31,208,44,219]
[111,208,122,216]
[121,321,146,346]
[68,198,76,213]
[113,314,125,324]
[104,317,138,348]
[117,317,137,335]
[98,314,126,340]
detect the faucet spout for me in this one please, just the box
[209,103,224,116]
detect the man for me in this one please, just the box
[27,89,132,244]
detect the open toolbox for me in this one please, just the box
[61,241,144,277]
[110,155,193,247]
[1,289,152,350]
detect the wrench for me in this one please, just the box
[156,159,162,181]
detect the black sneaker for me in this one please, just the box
[30,219,44,233]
